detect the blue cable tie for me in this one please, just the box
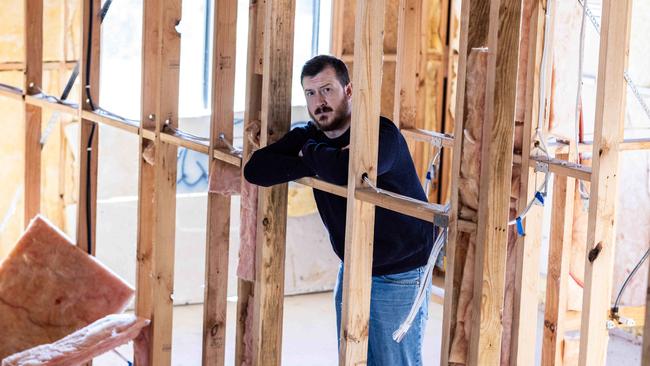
[426,171,431,180]
[534,191,545,205]
[516,217,525,236]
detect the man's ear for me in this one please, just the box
[345,83,352,99]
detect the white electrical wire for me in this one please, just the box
[392,228,447,342]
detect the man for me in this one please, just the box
[244,55,433,365]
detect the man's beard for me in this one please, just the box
[310,103,350,132]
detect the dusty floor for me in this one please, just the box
[95,292,642,365]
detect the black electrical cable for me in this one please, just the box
[612,246,650,314]
[61,0,112,101]
[83,0,100,254]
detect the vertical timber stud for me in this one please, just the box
[541,153,575,366]
[339,0,385,365]
[394,0,423,135]
[330,0,345,57]
[77,0,101,255]
[23,0,43,226]
[468,0,523,364]
[511,0,554,364]
[441,0,490,364]
[235,1,263,364]
[135,0,182,363]
[251,0,295,365]
[578,0,632,365]
[202,0,237,364]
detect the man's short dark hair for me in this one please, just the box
[301,55,350,88]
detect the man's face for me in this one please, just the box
[302,66,352,133]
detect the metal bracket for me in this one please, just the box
[431,136,443,149]
[534,161,549,174]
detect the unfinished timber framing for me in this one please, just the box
[511,0,554,363]
[339,0,385,364]
[77,0,100,255]
[202,0,237,364]
[251,0,295,365]
[578,0,633,364]
[3,0,650,365]
[135,0,182,363]
[23,0,43,226]
[468,0,523,364]
[441,0,489,364]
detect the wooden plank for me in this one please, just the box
[75,0,101,258]
[339,1,385,364]
[81,110,140,135]
[0,83,24,101]
[440,0,490,364]
[213,148,242,167]
[393,0,423,141]
[510,0,555,363]
[295,178,449,225]
[0,60,78,71]
[159,132,210,154]
[425,0,452,203]
[134,0,182,363]
[24,94,80,115]
[619,138,650,151]
[578,0,633,364]
[440,0,462,204]
[341,53,397,63]
[468,0,523,364]
[201,0,237,364]
[528,155,591,182]
[395,0,424,194]
[541,153,575,366]
[23,0,43,226]
[235,1,263,362]
[295,177,347,198]
[330,0,346,57]
[400,128,455,148]
[355,188,448,225]
[251,1,295,365]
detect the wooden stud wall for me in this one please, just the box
[542,153,575,365]
[23,0,43,226]
[202,0,238,364]
[510,0,553,363]
[468,0,523,364]
[235,0,263,364]
[579,0,633,364]
[441,0,489,364]
[339,1,385,364]
[251,1,295,365]
[135,0,182,363]
[76,0,100,255]
[3,0,648,365]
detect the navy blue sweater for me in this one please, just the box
[243,117,433,275]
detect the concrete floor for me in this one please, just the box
[95,292,641,365]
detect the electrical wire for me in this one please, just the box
[612,246,650,312]
[83,0,97,255]
[393,228,447,342]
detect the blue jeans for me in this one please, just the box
[334,263,432,366]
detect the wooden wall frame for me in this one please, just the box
[1,0,646,365]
